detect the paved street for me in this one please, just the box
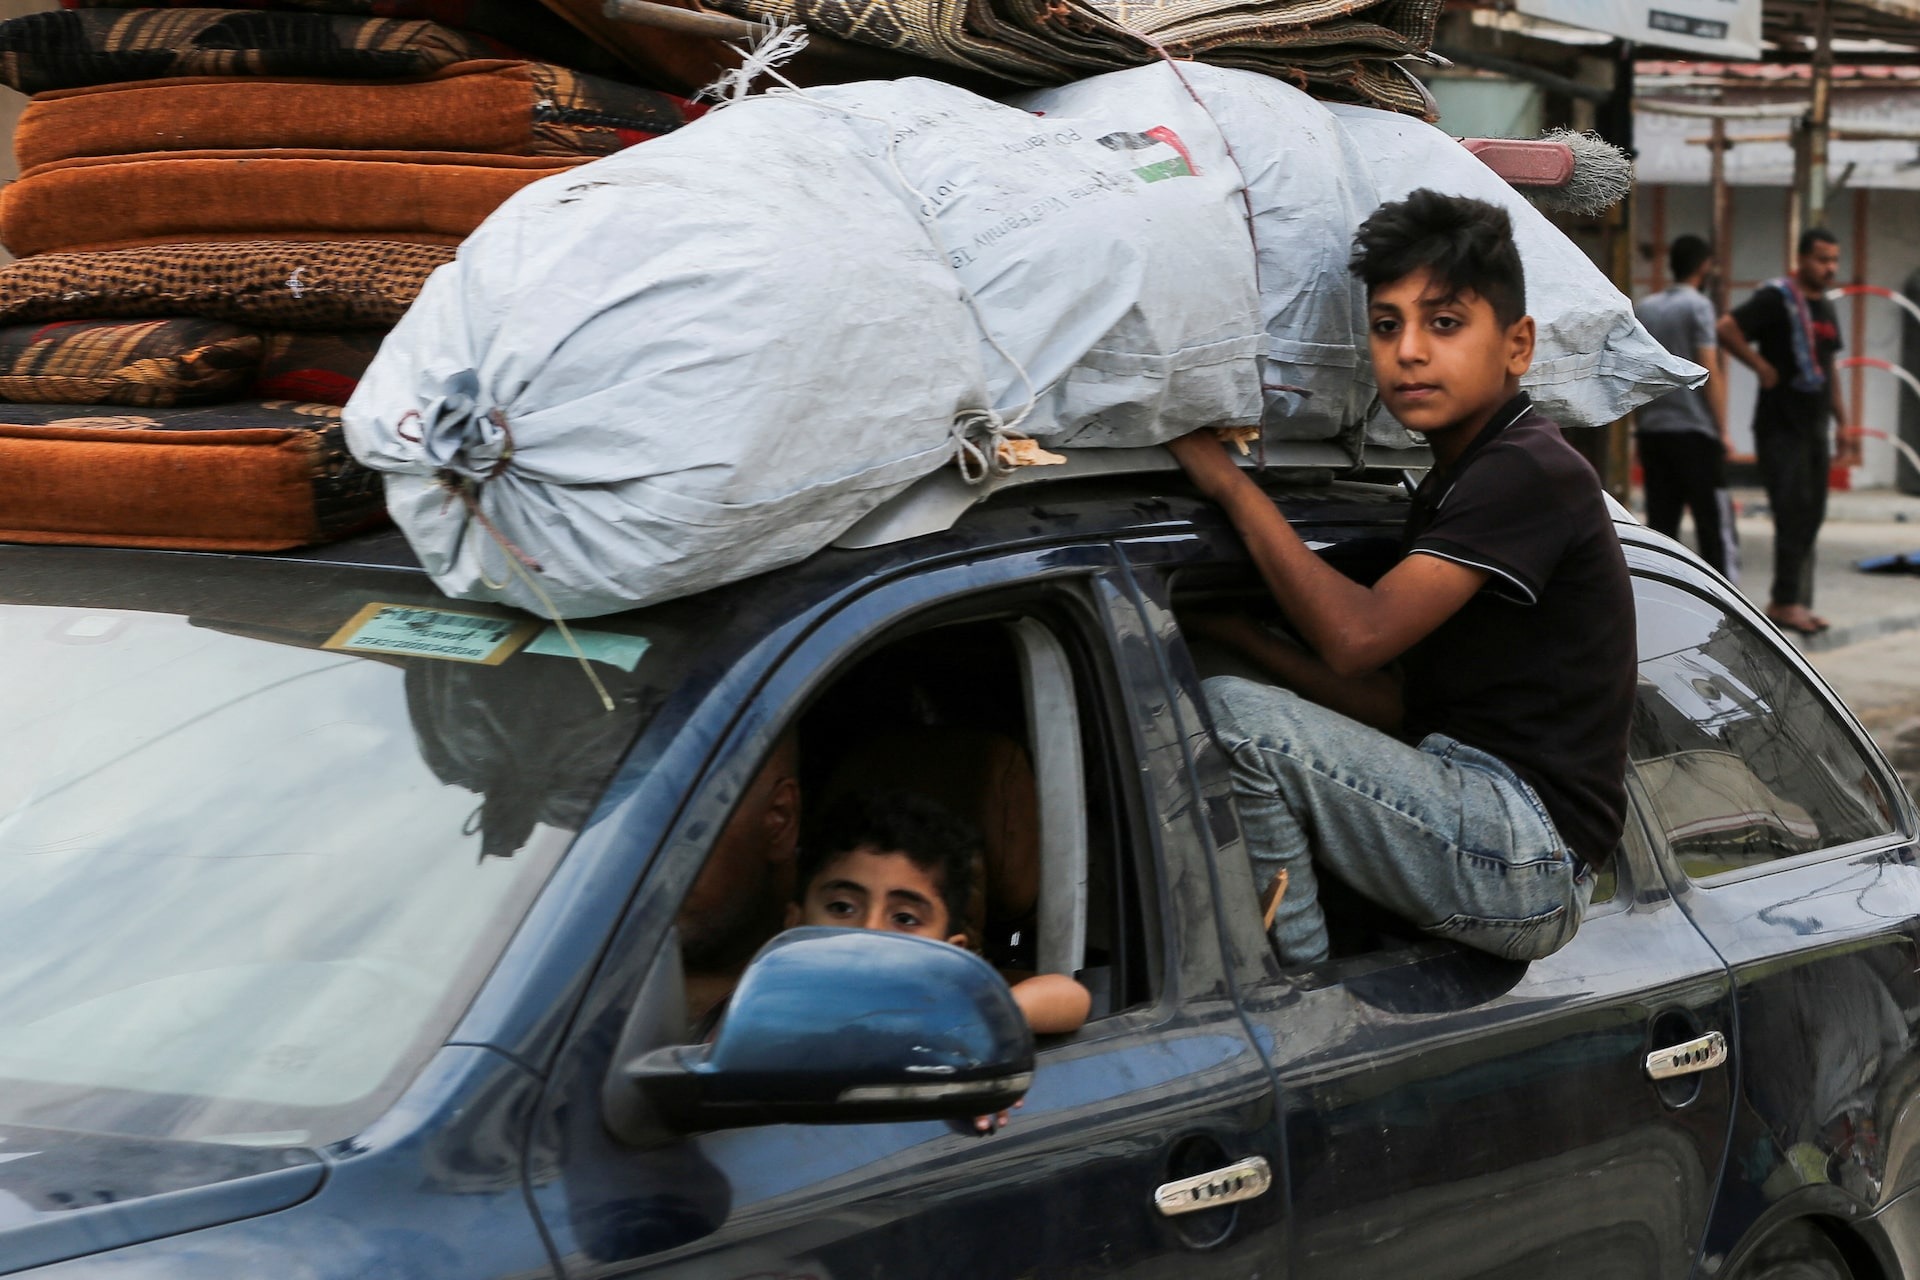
[1723,488,1920,653]
[1811,628,1920,801]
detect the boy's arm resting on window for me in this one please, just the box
[1184,612,1403,734]
[1168,432,1485,679]
[1011,973,1092,1036]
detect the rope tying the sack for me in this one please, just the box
[483,407,516,479]
[420,406,616,714]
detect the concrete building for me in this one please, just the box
[1635,58,1920,491]
[1424,1,1920,493]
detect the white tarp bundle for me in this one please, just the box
[348,62,1700,618]
[1024,64,1700,444]
[346,71,1263,617]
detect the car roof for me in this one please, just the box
[0,441,1655,594]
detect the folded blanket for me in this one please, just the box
[257,329,384,402]
[697,0,1437,111]
[0,399,384,550]
[2,149,585,256]
[0,317,262,406]
[0,241,454,328]
[0,8,500,93]
[16,60,701,169]
[59,0,639,80]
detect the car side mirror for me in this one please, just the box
[615,927,1034,1139]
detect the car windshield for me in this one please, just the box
[0,546,679,1147]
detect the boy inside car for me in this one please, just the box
[788,788,1091,1037]
[1169,189,1636,966]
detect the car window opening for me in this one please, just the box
[1171,571,1624,966]
[679,613,1152,1039]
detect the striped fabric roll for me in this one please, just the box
[0,317,263,406]
[0,8,501,93]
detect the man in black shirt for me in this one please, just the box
[1717,228,1848,636]
[1169,190,1635,965]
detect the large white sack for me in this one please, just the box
[1026,66,1377,443]
[347,97,983,619]
[347,76,1263,617]
[1322,97,1704,432]
[837,76,1264,445]
[1029,64,1703,440]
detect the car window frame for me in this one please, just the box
[1620,546,1916,892]
[1145,544,1642,969]
[577,549,1181,1109]
[781,584,1168,1020]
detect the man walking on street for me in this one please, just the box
[1636,234,1737,579]
[1717,228,1848,636]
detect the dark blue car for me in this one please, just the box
[2,451,1916,1280]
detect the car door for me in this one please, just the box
[1621,542,1920,1268]
[1120,530,1739,1280]
[522,544,1287,1280]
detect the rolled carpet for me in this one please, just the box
[0,317,262,406]
[696,0,1437,112]
[58,0,641,82]
[0,241,454,329]
[0,399,385,550]
[0,8,501,94]
[1,149,587,257]
[15,60,703,169]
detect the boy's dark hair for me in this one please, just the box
[1349,189,1527,327]
[1669,233,1713,283]
[798,788,978,935]
[1798,226,1839,257]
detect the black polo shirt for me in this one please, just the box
[1400,393,1636,869]
[1729,283,1842,435]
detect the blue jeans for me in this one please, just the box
[1203,676,1590,965]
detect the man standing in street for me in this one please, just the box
[1636,234,1736,579]
[1717,228,1848,636]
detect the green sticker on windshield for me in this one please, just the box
[324,603,535,665]
[525,626,650,672]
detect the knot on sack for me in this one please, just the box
[951,410,1019,484]
[951,410,1065,484]
[400,367,516,484]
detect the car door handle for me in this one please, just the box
[1645,1030,1728,1081]
[1154,1156,1273,1216]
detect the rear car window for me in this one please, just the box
[1629,576,1896,879]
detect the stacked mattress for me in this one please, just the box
[0,2,702,549]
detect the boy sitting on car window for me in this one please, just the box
[1168,189,1635,966]
[789,788,1091,1037]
